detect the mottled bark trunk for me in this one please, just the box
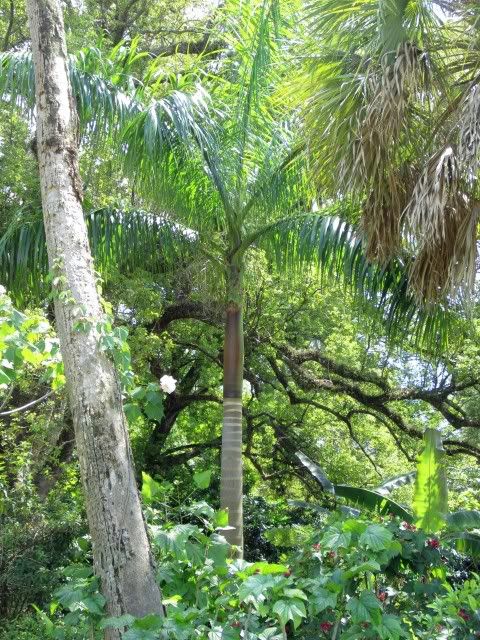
[26,1,162,636]
[220,259,244,555]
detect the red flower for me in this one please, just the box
[401,521,417,531]
[231,621,242,628]
[458,609,470,621]
[312,543,321,551]
[427,538,440,549]
[377,590,387,602]
[320,621,333,633]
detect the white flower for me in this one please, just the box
[242,379,252,397]
[160,374,177,394]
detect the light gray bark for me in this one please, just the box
[25,1,163,636]
[220,261,244,554]
[220,396,243,551]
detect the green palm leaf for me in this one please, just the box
[413,429,448,534]
[0,209,193,304]
[334,485,413,521]
[375,471,416,496]
[446,510,480,532]
[256,211,453,349]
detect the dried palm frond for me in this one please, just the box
[459,83,480,183]
[361,163,418,264]
[408,196,478,302]
[341,42,423,193]
[340,43,424,263]
[406,146,460,245]
[361,169,410,264]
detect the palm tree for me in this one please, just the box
[298,0,480,304]
[116,0,316,552]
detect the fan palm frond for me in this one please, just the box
[299,0,456,275]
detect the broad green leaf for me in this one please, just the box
[81,595,106,615]
[296,451,335,493]
[342,519,367,534]
[375,472,416,496]
[359,524,393,552]
[185,541,205,565]
[335,485,413,521]
[450,533,480,557]
[310,587,337,613]
[124,402,142,422]
[153,524,199,558]
[0,367,12,384]
[101,614,135,629]
[130,386,146,400]
[238,575,280,604]
[141,472,163,504]
[346,591,382,625]
[213,508,229,528]
[344,561,381,580]
[446,510,480,532]
[322,526,351,550]
[186,500,215,519]
[272,598,306,629]
[283,588,308,601]
[21,347,44,365]
[144,401,164,421]
[193,469,212,489]
[207,533,230,567]
[376,614,407,639]
[413,429,448,534]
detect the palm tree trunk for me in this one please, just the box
[220,258,244,554]
[26,1,162,635]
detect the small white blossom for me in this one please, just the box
[160,374,177,394]
[242,379,252,397]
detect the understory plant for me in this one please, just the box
[27,472,480,640]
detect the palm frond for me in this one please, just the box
[0,46,140,132]
[405,147,478,302]
[296,450,414,521]
[254,210,454,349]
[0,209,194,304]
[413,428,448,534]
[375,471,416,495]
[299,0,451,266]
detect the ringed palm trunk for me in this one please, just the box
[220,258,245,555]
[26,0,162,635]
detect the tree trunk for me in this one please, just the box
[220,258,244,554]
[25,1,163,635]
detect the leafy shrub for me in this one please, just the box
[32,479,480,640]
[0,482,83,620]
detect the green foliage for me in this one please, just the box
[416,576,480,639]
[0,289,64,390]
[0,481,83,621]
[296,451,414,521]
[30,489,480,640]
[413,429,449,534]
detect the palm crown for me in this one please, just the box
[299,0,480,303]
